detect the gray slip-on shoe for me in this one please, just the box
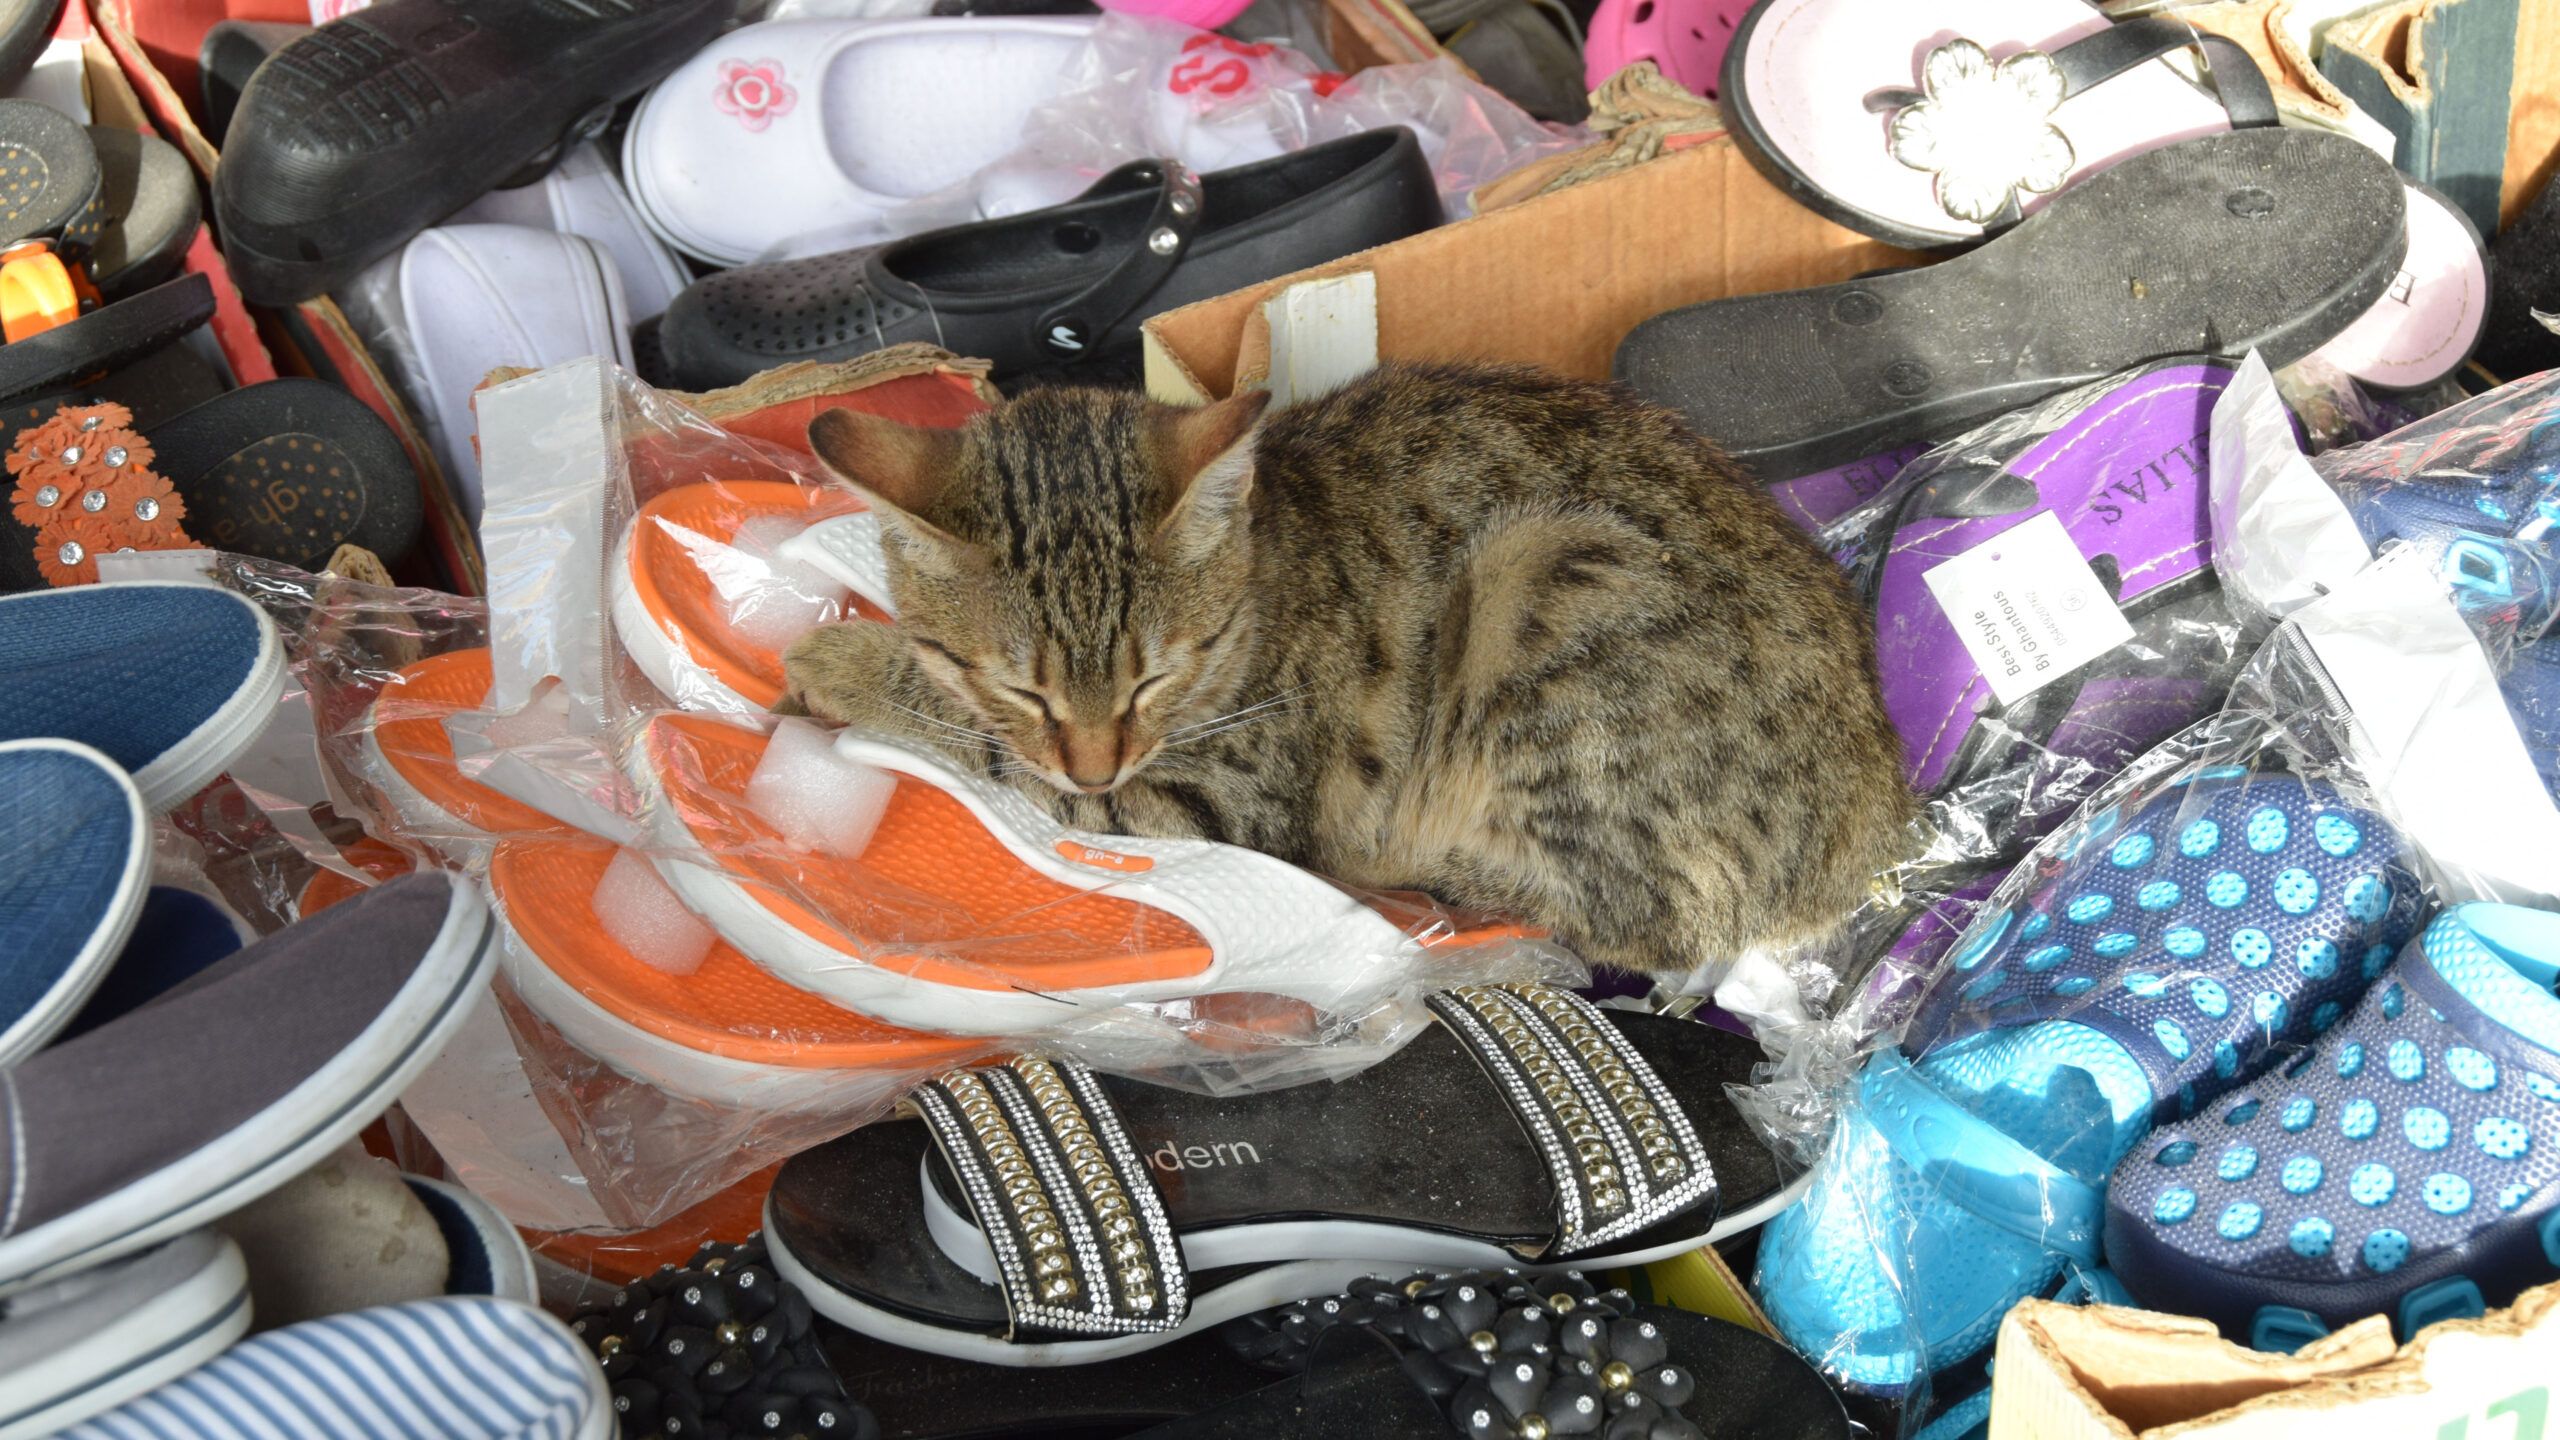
[0,872,496,1295]
[0,1229,250,1440]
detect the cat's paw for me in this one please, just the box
[781,621,909,728]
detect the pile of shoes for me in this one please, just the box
[7,0,2560,1436]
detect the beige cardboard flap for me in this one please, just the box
[1992,1284,2560,1440]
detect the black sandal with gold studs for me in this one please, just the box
[763,986,1805,1367]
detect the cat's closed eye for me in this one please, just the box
[1002,686,1054,720]
[1129,674,1171,708]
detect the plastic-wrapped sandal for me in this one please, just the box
[487,833,980,1110]
[2106,903,2560,1349]
[610,481,893,715]
[1756,767,2426,1394]
[356,647,570,863]
[625,711,1531,1038]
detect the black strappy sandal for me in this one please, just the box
[765,986,1799,1366]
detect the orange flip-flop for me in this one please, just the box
[609,480,894,714]
[624,712,1534,1038]
[488,833,982,1109]
[356,648,568,861]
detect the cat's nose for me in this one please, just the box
[1059,724,1123,792]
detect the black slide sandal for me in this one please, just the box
[85,127,198,301]
[212,0,730,306]
[0,273,213,403]
[768,1117,1403,1366]
[1613,127,2406,480]
[767,989,1795,1364]
[1141,1269,1850,1440]
[144,378,423,570]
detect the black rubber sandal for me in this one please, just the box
[766,989,1794,1366]
[653,127,1440,389]
[0,272,212,404]
[1613,127,2406,479]
[1141,1268,1850,1440]
[212,0,730,306]
[85,127,198,301]
[142,378,423,570]
[0,99,100,260]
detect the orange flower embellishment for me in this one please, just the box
[10,467,70,529]
[36,512,121,587]
[104,468,184,541]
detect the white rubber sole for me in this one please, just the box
[921,1155,1816,1284]
[764,1203,1399,1369]
[609,523,762,717]
[0,882,500,1296]
[0,1229,250,1439]
[128,588,287,813]
[355,721,492,867]
[404,1173,540,1305]
[494,911,881,1113]
[0,739,151,1067]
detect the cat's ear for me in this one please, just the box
[808,408,964,516]
[1153,390,1271,564]
[807,408,979,578]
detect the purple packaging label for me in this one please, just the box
[1874,361,2232,794]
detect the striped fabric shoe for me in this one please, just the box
[57,1296,610,1440]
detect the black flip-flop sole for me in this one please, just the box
[86,127,199,301]
[0,97,98,257]
[0,272,212,404]
[1613,128,2408,479]
[146,376,424,570]
[1134,1303,1851,1440]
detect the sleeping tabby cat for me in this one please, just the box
[782,363,1913,980]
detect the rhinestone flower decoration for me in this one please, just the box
[1886,38,2076,226]
[9,401,194,587]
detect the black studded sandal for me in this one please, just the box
[1139,1268,1851,1440]
[652,127,1439,390]
[764,987,1800,1366]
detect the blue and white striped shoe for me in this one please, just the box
[56,1296,611,1440]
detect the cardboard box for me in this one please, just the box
[1989,1286,2560,1440]
[1142,135,1913,404]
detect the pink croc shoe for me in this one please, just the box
[1585,0,1754,98]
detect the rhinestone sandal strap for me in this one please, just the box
[1428,985,1719,1258]
[912,1059,1191,1342]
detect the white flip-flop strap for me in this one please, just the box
[780,511,897,617]
[833,730,1420,1006]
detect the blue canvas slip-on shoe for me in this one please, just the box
[2106,902,2560,1350]
[0,736,147,1066]
[0,872,496,1295]
[0,1229,250,1439]
[0,582,284,812]
[55,1295,612,1440]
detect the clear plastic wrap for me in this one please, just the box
[1750,361,2560,1436]
[296,354,1581,1229]
[839,13,1585,248]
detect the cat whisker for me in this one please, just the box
[1163,686,1311,741]
[883,701,1006,746]
[1159,710,1292,749]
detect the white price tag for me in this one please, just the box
[1922,510,2135,708]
